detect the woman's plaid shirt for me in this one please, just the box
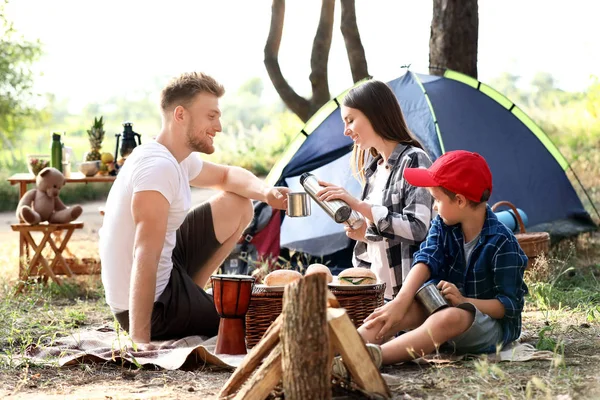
[353,144,434,297]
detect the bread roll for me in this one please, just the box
[337,268,377,285]
[264,269,302,286]
[305,263,333,283]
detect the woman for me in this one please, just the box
[317,80,434,300]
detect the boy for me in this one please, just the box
[353,150,528,366]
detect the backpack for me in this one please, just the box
[220,201,281,275]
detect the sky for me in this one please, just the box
[5,0,600,111]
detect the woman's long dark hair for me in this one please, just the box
[343,80,424,183]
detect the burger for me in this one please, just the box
[337,268,377,285]
[264,269,302,286]
[305,263,333,283]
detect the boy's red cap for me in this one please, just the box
[404,150,492,202]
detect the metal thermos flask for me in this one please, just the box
[300,173,364,229]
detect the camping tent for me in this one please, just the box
[266,70,598,267]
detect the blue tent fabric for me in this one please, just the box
[275,70,596,247]
[389,73,443,159]
[280,108,350,179]
[417,72,589,228]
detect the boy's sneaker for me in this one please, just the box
[331,343,383,379]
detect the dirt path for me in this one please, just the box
[0,187,218,235]
[0,187,217,256]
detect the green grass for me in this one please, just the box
[0,278,110,369]
[0,234,599,398]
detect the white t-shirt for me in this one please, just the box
[364,162,395,300]
[99,142,203,313]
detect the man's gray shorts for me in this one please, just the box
[444,302,504,354]
[115,202,221,340]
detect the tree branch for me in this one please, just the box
[264,0,310,121]
[308,0,335,116]
[340,0,369,83]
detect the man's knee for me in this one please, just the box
[215,192,253,228]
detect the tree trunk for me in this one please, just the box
[265,0,366,122]
[281,274,331,399]
[429,0,478,78]
[308,0,335,117]
[340,0,369,83]
[264,0,310,121]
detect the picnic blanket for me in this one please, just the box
[412,341,554,364]
[22,325,245,370]
[21,326,552,371]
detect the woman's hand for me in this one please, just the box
[362,297,411,340]
[316,180,360,209]
[437,280,465,306]
[344,222,366,242]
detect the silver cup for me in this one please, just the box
[415,282,449,314]
[287,192,311,217]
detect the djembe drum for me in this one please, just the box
[210,274,255,355]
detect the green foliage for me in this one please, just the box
[0,0,44,146]
[0,76,302,211]
[205,103,302,176]
[526,252,600,325]
[536,325,564,353]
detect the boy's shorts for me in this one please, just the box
[444,302,503,354]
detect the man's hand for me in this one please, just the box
[437,280,465,306]
[128,341,157,353]
[264,187,290,210]
[344,222,366,242]
[362,296,411,340]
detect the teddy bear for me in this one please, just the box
[16,167,83,225]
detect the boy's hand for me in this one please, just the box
[362,297,410,340]
[437,281,465,306]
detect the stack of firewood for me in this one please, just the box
[217,274,390,400]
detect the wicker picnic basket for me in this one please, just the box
[491,201,550,268]
[245,282,385,348]
[328,283,386,327]
[245,287,283,349]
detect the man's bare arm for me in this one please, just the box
[189,161,288,209]
[129,190,169,343]
[190,162,271,198]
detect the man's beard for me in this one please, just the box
[186,129,214,154]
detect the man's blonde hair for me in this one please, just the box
[160,72,225,112]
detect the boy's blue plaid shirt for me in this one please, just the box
[413,207,529,346]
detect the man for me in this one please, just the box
[99,72,288,345]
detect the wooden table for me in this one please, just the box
[8,172,116,286]
[8,172,116,199]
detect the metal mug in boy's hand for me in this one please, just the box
[287,192,311,217]
[415,282,450,315]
